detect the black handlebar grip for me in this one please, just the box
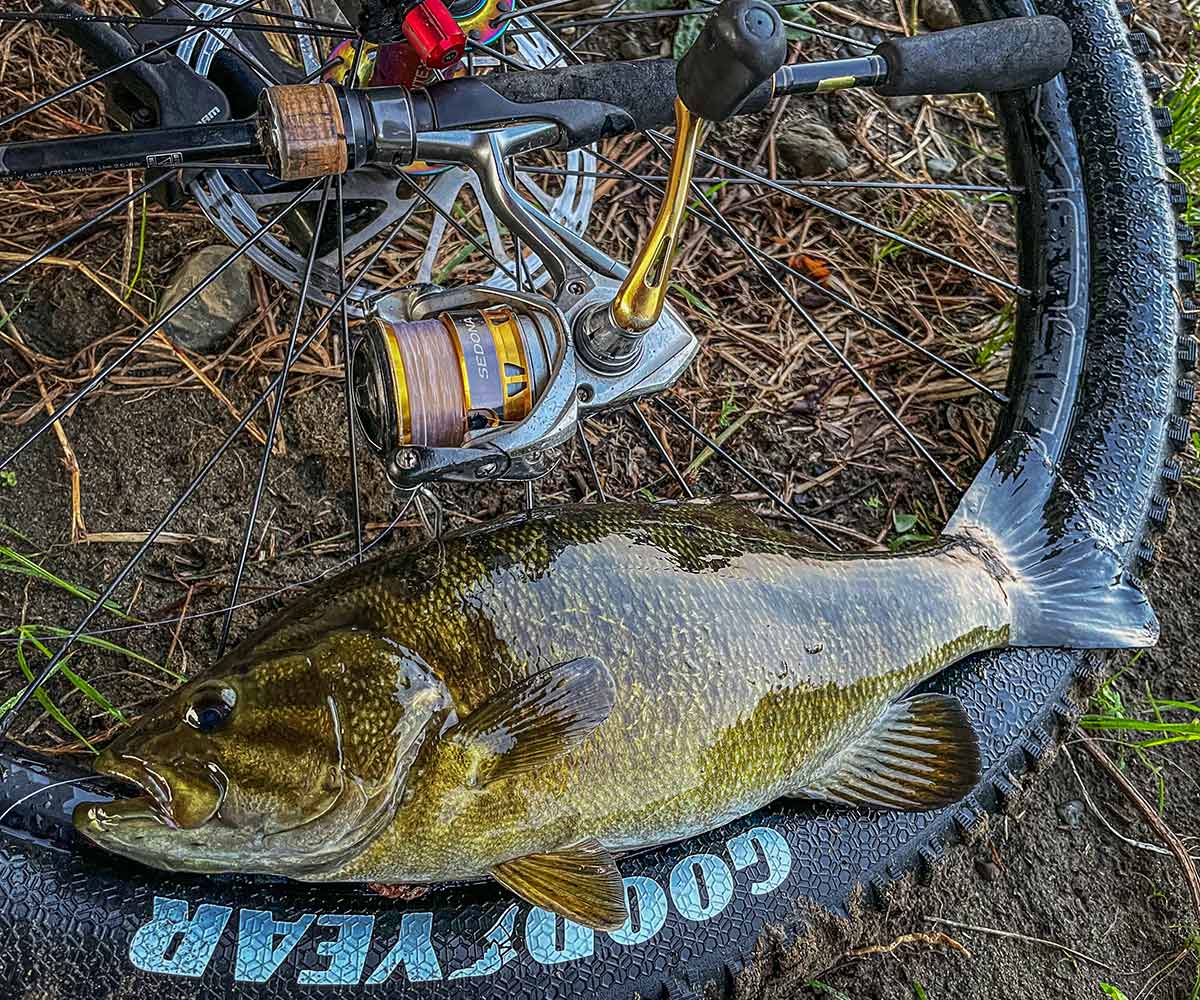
[428,60,775,151]
[676,0,787,122]
[875,15,1072,97]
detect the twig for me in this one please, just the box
[0,299,87,541]
[923,917,1113,971]
[166,584,195,669]
[1060,743,1181,860]
[1076,728,1200,931]
[846,930,971,960]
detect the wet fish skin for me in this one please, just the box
[77,499,1007,919]
[308,502,1007,883]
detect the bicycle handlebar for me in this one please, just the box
[0,16,1071,182]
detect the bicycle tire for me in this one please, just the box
[0,0,1191,996]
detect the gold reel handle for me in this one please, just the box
[610,99,706,334]
[607,0,786,337]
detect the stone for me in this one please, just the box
[974,859,1001,882]
[777,121,850,176]
[1057,799,1086,830]
[836,24,876,57]
[156,244,255,353]
[926,155,958,180]
[920,0,961,30]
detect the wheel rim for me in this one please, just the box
[0,0,1188,995]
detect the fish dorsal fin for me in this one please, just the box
[447,657,615,786]
[797,694,981,811]
[683,495,768,533]
[491,838,627,930]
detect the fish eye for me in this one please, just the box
[185,687,236,733]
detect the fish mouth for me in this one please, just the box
[75,752,223,835]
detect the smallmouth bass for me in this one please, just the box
[76,438,1157,928]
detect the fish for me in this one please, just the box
[74,435,1157,929]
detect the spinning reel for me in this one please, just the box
[333,0,792,488]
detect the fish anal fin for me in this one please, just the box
[491,838,627,931]
[798,694,980,811]
[447,656,615,786]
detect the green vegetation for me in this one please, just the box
[123,192,149,301]
[0,542,178,749]
[975,301,1016,369]
[1081,658,1172,812]
[717,387,741,428]
[1082,687,1200,750]
[889,502,935,550]
[1,544,134,621]
[1168,66,1200,253]
[873,203,936,263]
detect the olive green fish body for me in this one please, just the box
[247,502,1010,882]
[77,439,1159,928]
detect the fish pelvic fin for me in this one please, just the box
[446,656,615,786]
[796,694,980,811]
[491,838,627,931]
[945,433,1158,650]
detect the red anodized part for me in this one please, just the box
[402,0,467,69]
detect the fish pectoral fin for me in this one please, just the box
[446,656,615,785]
[795,693,981,812]
[491,838,627,931]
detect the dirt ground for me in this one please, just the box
[0,1,1198,998]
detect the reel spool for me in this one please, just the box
[353,305,555,453]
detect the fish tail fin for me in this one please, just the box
[945,434,1158,650]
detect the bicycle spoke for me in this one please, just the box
[466,38,529,72]
[492,0,805,26]
[587,147,1005,403]
[191,0,356,32]
[671,138,1022,293]
[647,132,960,489]
[0,178,321,472]
[299,52,344,83]
[515,165,1015,195]
[631,402,693,498]
[0,9,354,39]
[216,177,333,656]
[505,0,970,493]
[502,8,1017,293]
[0,502,416,649]
[575,420,607,501]
[0,203,406,736]
[0,0,274,132]
[395,172,520,286]
[210,28,285,87]
[338,39,366,564]
[0,170,170,288]
[656,400,837,548]
[560,0,635,54]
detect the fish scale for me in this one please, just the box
[77,445,1159,928]
[300,502,1011,880]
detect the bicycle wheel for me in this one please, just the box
[0,0,1191,996]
